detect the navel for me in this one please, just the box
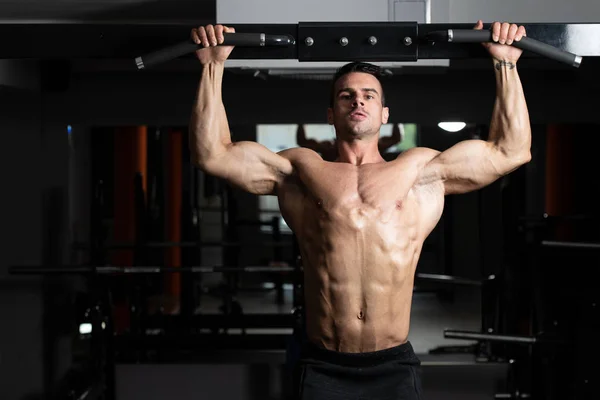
[357,310,365,320]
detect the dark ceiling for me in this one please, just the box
[0,0,215,22]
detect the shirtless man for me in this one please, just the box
[189,20,531,400]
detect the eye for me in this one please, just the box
[366,95,374,100]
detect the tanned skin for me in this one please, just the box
[189,21,531,352]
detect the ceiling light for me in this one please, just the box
[438,122,466,132]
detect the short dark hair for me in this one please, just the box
[329,62,387,108]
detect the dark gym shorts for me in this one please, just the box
[294,340,423,400]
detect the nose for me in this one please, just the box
[352,96,365,108]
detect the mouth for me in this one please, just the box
[349,111,367,120]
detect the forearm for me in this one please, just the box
[488,61,532,163]
[189,62,231,166]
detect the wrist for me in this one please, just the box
[201,61,226,80]
[202,60,226,67]
[492,58,518,71]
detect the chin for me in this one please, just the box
[335,121,378,138]
[350,125,378,138]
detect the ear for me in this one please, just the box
[327,108,334,125]
[382,107,389,124]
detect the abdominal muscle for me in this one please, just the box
[299,203,423,353]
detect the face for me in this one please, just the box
[327,72,389,140]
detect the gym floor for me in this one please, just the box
[116,285,505,400]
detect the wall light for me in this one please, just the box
[438,122,466,132]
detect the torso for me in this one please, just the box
[278,148,445,353]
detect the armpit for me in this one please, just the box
[412,181,445,234]
[394,147,441,187]
[413,179,444,200]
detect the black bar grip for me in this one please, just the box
[444,329,537,344]
[135,33,295,70]
[447,29,582,67]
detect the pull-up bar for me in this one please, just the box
[135,21,583,70]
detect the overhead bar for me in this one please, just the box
[135,21,583,69]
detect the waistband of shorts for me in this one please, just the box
[302,340,419,367]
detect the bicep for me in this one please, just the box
[420,140,510,195]
[200,141,293,195]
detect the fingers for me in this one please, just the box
[193,26,209,47]
[506,24,518,45]
[222,25,236,43]
[215,25,224,44]
[491,21,501,42]
[498,22,510,44]
[515,25,526,41]
[206,25,217,46]
[473,19,483,30]
[191,24,233,47]
[491,22,526,45]
[191,27,201,45]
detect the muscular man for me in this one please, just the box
[189,20,531,400]
[296,122,403,161]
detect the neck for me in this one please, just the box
[336,135,384,165]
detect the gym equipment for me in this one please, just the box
[73,240,293,249]
[541,240,600,250]
[425,29,582,67]
[441,213,600,400]
[10,264,484,285]
[9,265,295,274]
[444,330,550,345]
[134,22,586,70]
[135,33,295,70]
